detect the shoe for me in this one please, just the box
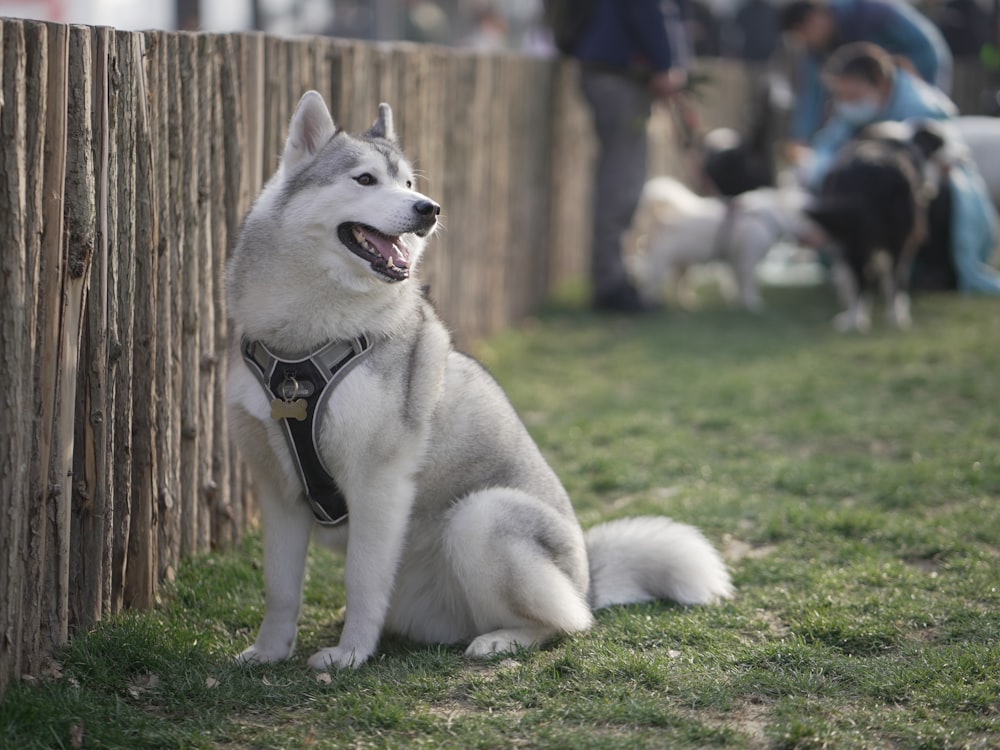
[592,285,660,314]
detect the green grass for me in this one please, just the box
[3,285,999,749]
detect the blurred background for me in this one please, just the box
[0,0,986,64]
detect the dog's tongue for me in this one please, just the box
[359,227,410,270]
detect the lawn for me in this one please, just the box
[3,284,998,749]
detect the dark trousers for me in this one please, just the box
[579,68,652,299]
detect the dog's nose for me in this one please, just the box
[414,199,440,217]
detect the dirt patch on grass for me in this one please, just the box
[424,659,529,724]
[903,556,944,575]
[688,699,772,749]
[424,699,518,725]
[454,658,524,683]
[722,536,778,563]
[756,609,792,638]
[724,702,771,748]
[424,686,527,727]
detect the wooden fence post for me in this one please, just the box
[195,33,216,554]
[20,19,59,678]
[124,30,159,610]
[69,24,113,631]
[107,28,136,615]
[145,30,180,586]
[1,18,30,693]
[177,32,202,558]
[32,20,70,659]
[213,33,235,548]
[161,30,185,577]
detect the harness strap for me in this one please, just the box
[241,335,373,526]
[713,199,739,259]
[738,206,790,250]
[715,199,790,262]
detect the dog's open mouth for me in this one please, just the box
[338,223,411,282]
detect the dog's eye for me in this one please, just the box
[355,173,376,186]
[405,180,412,189]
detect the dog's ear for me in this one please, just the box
[282,91,336,172]
[366,103,397,143]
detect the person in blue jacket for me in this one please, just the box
[801,43,1000,294]
[781,0,952,150]
[569,0,691,313]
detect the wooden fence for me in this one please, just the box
[1,17,991,696]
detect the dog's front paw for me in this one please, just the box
[237,642,293,665]
[886,294,912,330]
[465,626,552,659]
[308,645,369,671]
[465,635,516,659]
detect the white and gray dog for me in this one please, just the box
[225,91,733,670]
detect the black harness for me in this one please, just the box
[713,199,740,259]
[241,335,373,526]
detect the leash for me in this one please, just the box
[669,95,699,152]
[241,334,374,526]
[712,199,739,259]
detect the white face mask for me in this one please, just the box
[834,97,881,126]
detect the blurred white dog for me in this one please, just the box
[629,177,814,310]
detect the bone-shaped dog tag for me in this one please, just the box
[271,398,307,421]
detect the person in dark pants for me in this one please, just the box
[570,0,691,313]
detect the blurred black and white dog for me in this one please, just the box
[806,120,950,331]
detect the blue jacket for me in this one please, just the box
[572,0,687,74]
[804,69,956,187]
[949,164,1000,294]
[791,0,953,141]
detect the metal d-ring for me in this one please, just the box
[280,373,301,402]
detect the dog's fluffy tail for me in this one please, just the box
[585,516,733,609]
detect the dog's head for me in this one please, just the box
[855,118,957,201]
[228,92,442,347]
[907,117,972,185]
[700,127,774,197]
[273,91,440,287]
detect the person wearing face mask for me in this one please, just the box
[802,42,955,187]
[804,43,1000,294]
[781,0,952,164]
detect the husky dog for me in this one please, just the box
[631,176,813,311]
[226,91,733,671]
